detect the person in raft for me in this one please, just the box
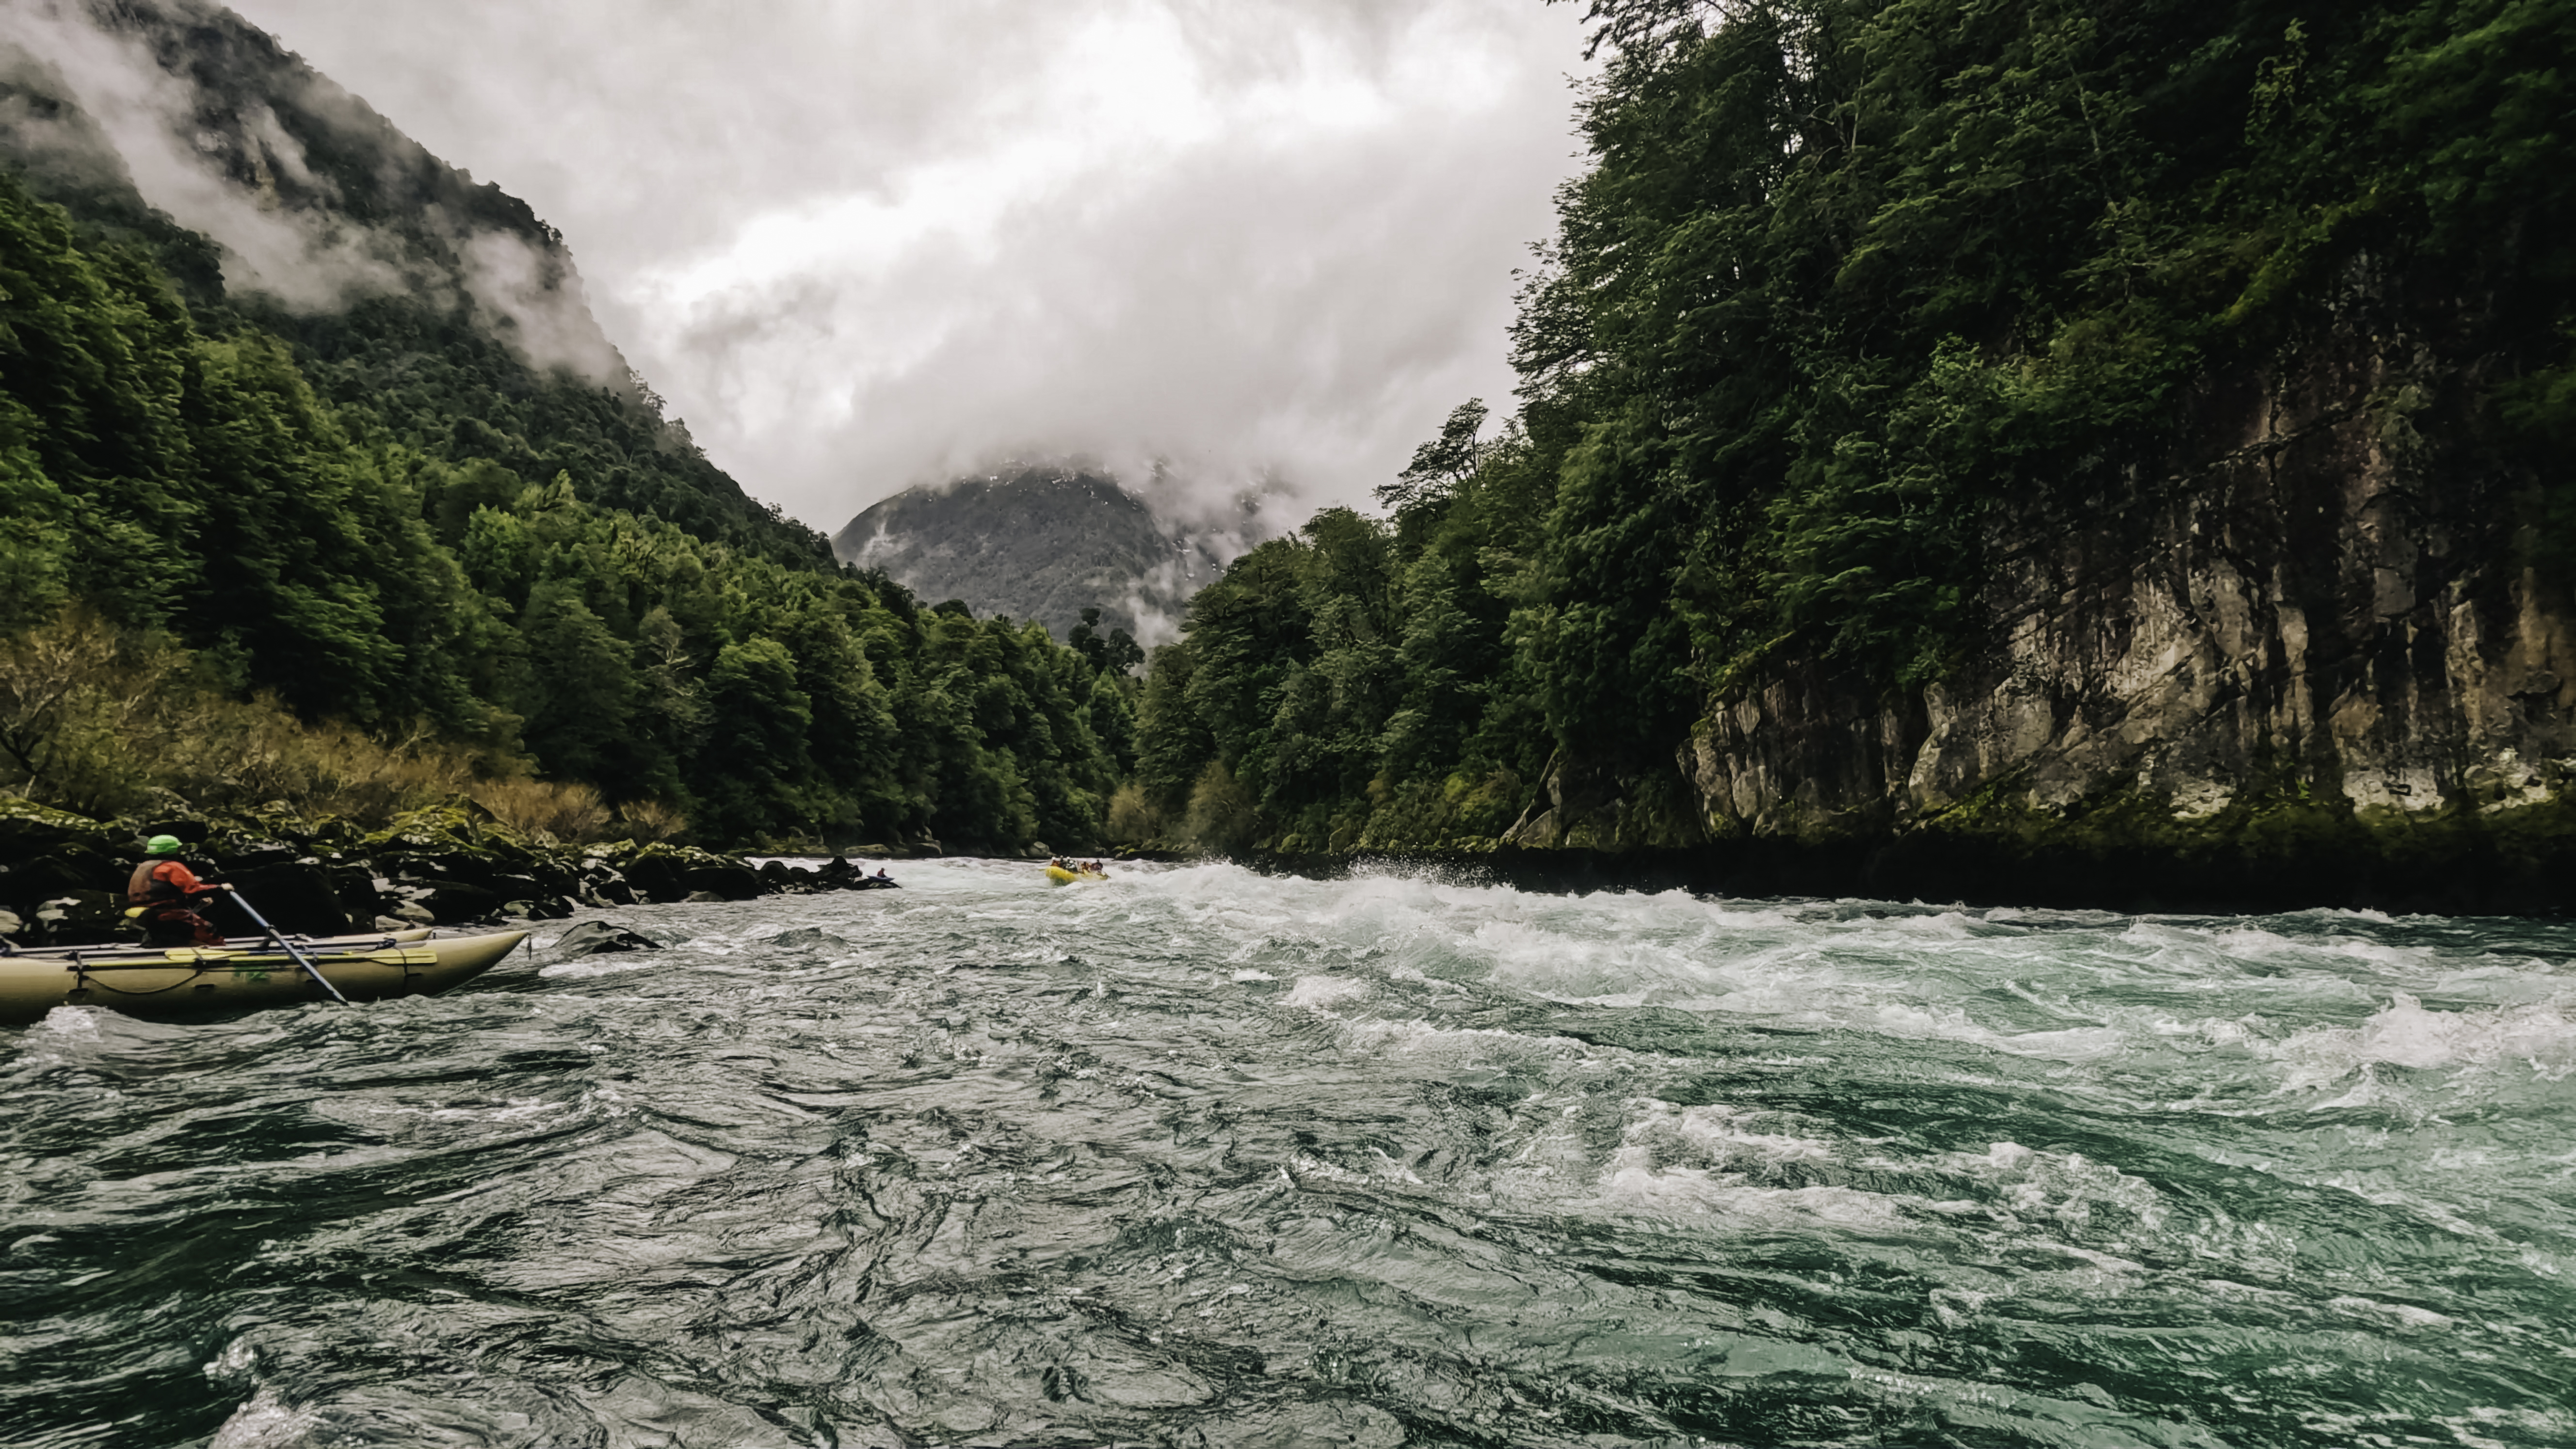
[127,835,233,948]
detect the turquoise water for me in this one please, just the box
[5,860,2574,1447]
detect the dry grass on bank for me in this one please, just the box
[0,608,656,841]
[467,778,611,843]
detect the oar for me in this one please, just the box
[225,889,350,1005]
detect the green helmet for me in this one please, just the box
[145,834,183,856]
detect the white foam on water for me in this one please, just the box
[1859,1001,2131,1060]
[1288,1148,1424,1189]
[37,1006,101,1036]
[1526,1097,1972,1232]
[1335,1017,1592,1065]
[2443,1405,2576,1449]
[1623,1099,1838,1168]
[1910,1141,2169,1235]
[2212,926,2308,957]
[539,959,659,979]
[1468,910,1857,1014]
[2327,1294,2454,1331]
[1887,910,1979,937]
[2265,993,2576,1088]
[1281,975,1369,1010]
[2307,1172,2499,1240]
[1690,901,1809,931]
[208,1387,318,1449]
[2317,938,2436,971]
[1589,1167,1909,1225]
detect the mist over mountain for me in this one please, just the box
[0,0,1138,853]
[832,467,1262,645]
[3,0,619,374]
[0,0,820,561]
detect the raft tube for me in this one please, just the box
[0,929,528,1026]
[0,927,435,958]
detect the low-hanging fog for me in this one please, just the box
[218,0,1598,529]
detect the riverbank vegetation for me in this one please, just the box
[1122,0,2576,853]
[0,607,631,839]
[0,175,1138,853]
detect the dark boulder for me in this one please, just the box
[32,890,127,946]
[479,871,545,907]
[138,817,211,845]
[0,797,122,858]
[214,861,352,936]
[547,920,662,957]
[325,861,386,922]
[0,799,128,915]
[1,848,124,911]
[406,878,504,925]
[690,862,762,900]
[220,841,301,870]
[614,843,761,902]
[576,859,639,906]
[759,925,851,950]
[811,856,900,891]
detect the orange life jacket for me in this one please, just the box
[126,859,192,909]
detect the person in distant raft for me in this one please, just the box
[127,835,232,948]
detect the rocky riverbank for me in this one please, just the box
[0,795,900,947]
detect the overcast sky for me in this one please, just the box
[219,0,1596,530]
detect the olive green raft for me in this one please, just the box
[0,927,527,1025]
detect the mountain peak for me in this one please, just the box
[833,466,1246,644]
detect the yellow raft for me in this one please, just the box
[1045,865,1108,886]
[0,929,528,1025]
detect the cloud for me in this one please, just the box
[211,0,1597,526]
[457,228,628,383]
[0,0,631,385]
[0,2,407,308]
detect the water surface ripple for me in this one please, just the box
[6,861,2575,1447]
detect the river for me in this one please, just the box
[4,859,2573,1448]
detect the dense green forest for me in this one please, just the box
[1128,0,2576,853]
[0,172,1136,849]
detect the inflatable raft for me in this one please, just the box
[0,929,528,1025]
[1045,865,1108,886]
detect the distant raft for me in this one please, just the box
[0,928,527,1026]
[1044,865,1108,886]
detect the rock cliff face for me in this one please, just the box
[1509,258,2576,912]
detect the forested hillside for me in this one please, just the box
[0,0,1134,852]
[1129,0,2576,902]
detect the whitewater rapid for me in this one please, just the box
[6,859,2573,1447]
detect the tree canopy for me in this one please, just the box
[1130,0,2576,852]
[0,175,1135,850]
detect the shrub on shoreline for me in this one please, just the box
[0,608,646,841]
